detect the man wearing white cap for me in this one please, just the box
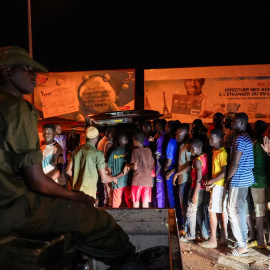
[69,126,117,199]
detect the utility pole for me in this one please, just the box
[28,0,34,104]
[28,0,33,58]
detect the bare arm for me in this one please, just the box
[49,146,64,180]
[178,160,192,173]
[261,136,270,154]
[104,143,113,160]
[226,151,242,185]
[46,167,60,180]
[99,168,117,184]
[192,159,202,204]
[207,166,226,185]
[21,163,95,207]
[114,171,125,179]
[125,163,137,171]
[172,164,191,186]
[174,163,191,179]
[106,167,112,175]
[66,158,73,177]
[166,168,175,180]
[106,167,125,179]
[164,159,172,172]
[177,164,192,175]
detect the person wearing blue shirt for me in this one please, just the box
[226,113,255,257]
[165,136,178,208]
[155,119,167,208]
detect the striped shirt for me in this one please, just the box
[230,132,255,187]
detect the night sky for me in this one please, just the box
[1,1,270,103]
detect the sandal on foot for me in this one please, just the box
[226,249,249,257]
[248,240,258,248]
[257,245,268,249]
[199,241,218,249]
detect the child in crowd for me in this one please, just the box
[41,123,66,186]
[107,133,132,208]
[164,120,181,208]
[142,120,152,147]
[172,124,192,235]
[54,123,67,165]
[103,128,115,207]
[125,132,154,208]
[180,139,210,242]
[200,129,228,248]
[155,119,167,208]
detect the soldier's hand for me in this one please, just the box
[76,192,96,208]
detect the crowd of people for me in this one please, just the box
[42,109,270,257]
[2,45,270,267]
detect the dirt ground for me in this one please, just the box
[181,250,234,270]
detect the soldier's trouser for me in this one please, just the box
[0,191,135,267]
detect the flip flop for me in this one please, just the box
[226,249,249,257]
[257,245,269,249]
[199,241,218,249]
[248,240,268,249]
[248,240,258,248]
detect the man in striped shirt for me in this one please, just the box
[226,113,255,257]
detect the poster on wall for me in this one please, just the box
[144,65,270,123]
[34,69,135,121]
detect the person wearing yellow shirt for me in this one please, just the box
[200,128,228,248]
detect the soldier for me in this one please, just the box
[0,46,144,269]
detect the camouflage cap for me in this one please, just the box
[0,46,48,72]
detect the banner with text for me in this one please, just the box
[35,69,135,121]
[144,65,270,123]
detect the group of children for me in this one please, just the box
[99,113,270,255]
[105,131,154,209]
[96,118,229,241]
[39,112,270,255]
[178,129,228,249]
